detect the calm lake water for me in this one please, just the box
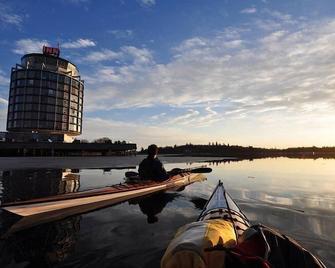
[0,157,334,267]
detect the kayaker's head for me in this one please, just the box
[147,144,158,159]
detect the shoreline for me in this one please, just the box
[0,155,227,170]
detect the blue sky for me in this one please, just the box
[1,0,335,148]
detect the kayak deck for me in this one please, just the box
[198,180,250,237]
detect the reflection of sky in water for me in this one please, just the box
[0,158,334,267]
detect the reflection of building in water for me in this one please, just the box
[0,215,81,267]
[0,169,80,204]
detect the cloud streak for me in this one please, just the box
[62,38,96,49]
[138,0,156,7]
[12,38,50,55]
[241,7,257,14]
[0,2,24,27]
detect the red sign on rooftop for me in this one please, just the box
[42,46,60,57]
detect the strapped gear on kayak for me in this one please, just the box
[161,180,326,268]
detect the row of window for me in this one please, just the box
[10,88,83,101]
[9,98,82,110]
[8,103,83,115]
[12,70,83,88]
[9,93,83,105]
[7,112,82,123]
[11,81,83,96]
[7,120,81,132]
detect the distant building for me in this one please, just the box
[1,46,137,156]
[6,46,84,142]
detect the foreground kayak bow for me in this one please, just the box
[162,180,326,268]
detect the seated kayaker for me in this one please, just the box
[138,144,169,181]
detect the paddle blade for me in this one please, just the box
[125,171,139,178]
[190,167,212,173]
[169,167,212,174]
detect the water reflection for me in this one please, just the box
[130,193,179,223]
[0,169,80,204]
[0,159,334,267]
[0,216,81,267]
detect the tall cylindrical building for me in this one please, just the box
[6,47,84,142]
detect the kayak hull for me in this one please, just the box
[2,173,206,235]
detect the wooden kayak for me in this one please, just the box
[1,172,205,235]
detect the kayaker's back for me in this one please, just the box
[138,157,168,181]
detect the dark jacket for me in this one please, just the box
[138,157,169,181]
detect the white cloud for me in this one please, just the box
[138,0,156,7]
[0,97,7,131]
[82,49,121,63]
[62,38,96,49]
[150,112,166,120]
[0,69,8,86]
[108,29,133,39]
[80,14,335,146]
[0,97,8,105]
[0,2,24,27]
[241,7,257,14]
[63,0,90,4]
[12,39,50,55]
[82,46,153,64]
[121,46,153,64]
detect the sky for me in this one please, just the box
[0,0,335,148]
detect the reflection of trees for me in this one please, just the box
[203,159,243,166]
[0,216,81,267]
[131,193,179,224]
[0,169,80,204]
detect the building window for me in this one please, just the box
[24,103,33,110]
[70,94,78,103]
[42,72,49,80]
[16,80,25,87]
[69,124,77,131]
[27,70,36,79]
[58,75,65,83]
[50,73,58,81]
[32,95,40,103]
[71,87,79,96]
[46,113,54,121]
[47,105,55,112]
[48,89,56,96]
[16,88,25,95]
[64,76,71,85]
[70,108,77,116]
[69,116,77,124]
[26,95,33,102]
[17,71,25,79]
[70,101,77,109]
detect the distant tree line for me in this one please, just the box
[139,143,335,159]
[73,137,131,144]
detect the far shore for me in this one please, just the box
[0,155,228,170]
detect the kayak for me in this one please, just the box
[1,171,206,235]
[161,180,326,268]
